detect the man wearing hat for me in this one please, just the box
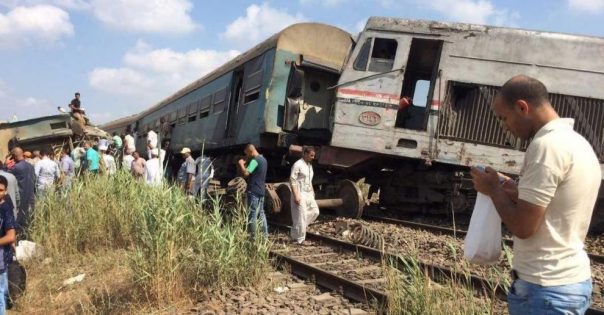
[177,147,196,194]
[99,141,116,176]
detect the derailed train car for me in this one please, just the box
[102,18,604,231]
[0,114,109,159]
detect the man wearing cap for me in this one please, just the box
[177,148,196,194]
[99,142,116,176]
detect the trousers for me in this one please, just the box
[290,191,319,243]
[508,277,592,315]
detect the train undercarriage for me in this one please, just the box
[199,144,604,235]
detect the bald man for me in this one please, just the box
[237,144,268,238]
[8,147,35,233]
[471,75,600,315]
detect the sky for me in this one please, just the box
[0,0,603,124]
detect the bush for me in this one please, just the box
[28,171,270,306]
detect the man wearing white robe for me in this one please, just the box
[290,146,319,244]
[145,149,162,187]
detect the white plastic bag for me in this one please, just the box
[15,240,43,262]
[463,192,502,265]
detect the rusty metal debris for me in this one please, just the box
[348,223,384,249]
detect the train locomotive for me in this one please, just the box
[102,18,604,232]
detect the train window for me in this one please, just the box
[177,108,186,125]
[213,88,227,114]
[244,90,260,104]
[310,81,321,92]
[412,80,430,107]
[169,111,177,123]
[188,115,197,122]
[50,122,67,130]
[368,38,397,72]
[353,38,372,71]
[199,95,212,119]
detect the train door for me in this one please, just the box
[335,33,411,128]
[226,69,244,138]
[395,38,443,131]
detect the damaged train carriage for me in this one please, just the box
[102,23,353,181]
[0,115,109,160]
[326,17,604,230]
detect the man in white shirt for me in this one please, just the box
[34,150,60,193]
[289,146,319,244]
[124,126,135,155]
[147,128,158,160]
[100,148,116,176]
[471,75,600,315]
[122,152,134,172]
[145,149,162,186]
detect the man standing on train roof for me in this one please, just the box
[471,75,601,315]
[237,144,268,238]
[290,146,319,245]
[69,92,88,131]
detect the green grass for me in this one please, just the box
[25,171,270,310]
[384,253,500,315]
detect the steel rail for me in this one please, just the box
[269,251,388,306]
[270,221,604,315]
[363,214,604,265]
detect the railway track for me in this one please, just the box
[270,223,604,315]
[362,214,604,264]
[298,216,604,314]
[270,222,603,314]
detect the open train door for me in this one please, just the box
[282,64,305,132]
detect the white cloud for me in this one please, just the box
[89,67,153,95]
[0,0,90,10]
[568,0,604,12]
[420,0,518,25]
[0,5,74,49]
[91,0,200,34]
[89,41,240,107]
[222,3,305,47]
[0,79,56,122]
[299,0,347,7]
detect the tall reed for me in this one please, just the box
[28,171,270,305]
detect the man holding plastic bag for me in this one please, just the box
[470,75,601,315]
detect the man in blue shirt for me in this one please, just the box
[84,141,100,174]
[0,175,17,314]
[237,144,268,238]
